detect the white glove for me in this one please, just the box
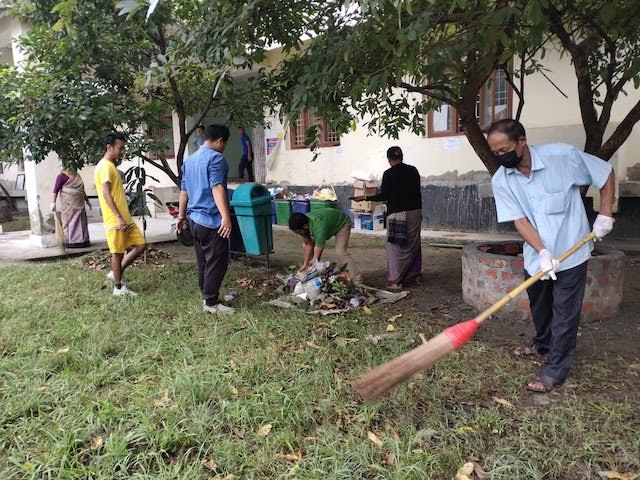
[49,202,56,212]
[539,249,560,281]
[592,214,613,241]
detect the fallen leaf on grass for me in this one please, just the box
[305,341,320,350]
[209,475,234,480]
[90,436,103,450]
[474,462,490,479]
[629,363,640,372]
[202,459,217,471]
[493,396,514,408]
[419,333,428,344]
[386,324,396,332]
[387,314,402,323]
[274,452,302,462]
[598,471,639,480]
[228,384,239,395]
[363,306,372,315]
[384,453,396,465]
[55,347,70,355]
[455,462,475,480]
[258,424,273,436]
[456,426,475,434]
[367,431,384,447]
[37,386,48,392]
[154,390,171,407]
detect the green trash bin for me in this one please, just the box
[229,183,273,255]
[310,199,339,211]
[274,199,293,226]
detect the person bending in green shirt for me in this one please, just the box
[289,209,363,282]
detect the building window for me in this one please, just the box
[149,114,175,159]
[427,67,512,138]
[290,110,340,149]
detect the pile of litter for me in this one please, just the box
[311,186,338,201]
[81,247,172,270]
[267,261,408,315]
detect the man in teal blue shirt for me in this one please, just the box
[178,125,234,315]
[489,119,615,393]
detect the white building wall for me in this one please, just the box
[265,48,640,185]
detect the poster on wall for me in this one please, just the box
[266,138,279,156]
[264,128,287,170]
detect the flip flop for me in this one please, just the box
[526,374,563,393]
[510,340,547,357]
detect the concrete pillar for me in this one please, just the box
[23,153,59,247]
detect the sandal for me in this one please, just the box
[387,283,403,291]
[510,340,546,357]
[526,374,563,393]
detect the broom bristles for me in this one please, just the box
[351,332,455,403]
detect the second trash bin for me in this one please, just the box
[310,199,339,211]
[229,183,273,255]
[274,199,292,226]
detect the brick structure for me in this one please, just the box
[461,242,625,321]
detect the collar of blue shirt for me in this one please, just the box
[507,145,545,178]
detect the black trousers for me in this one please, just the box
[238,155,254,181]
[525,260,588,382]
[189,220,229,306]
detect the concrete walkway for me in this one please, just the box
[0,218,175,262]
[1,218,637,263]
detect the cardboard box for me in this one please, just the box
[353,205,386,231]
[353,180,378,189]
[351,200,383,212]
[354,212,385,231]
[353,180,378,198]
[354,187,378,197]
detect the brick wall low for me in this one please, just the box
[461,242,625,321]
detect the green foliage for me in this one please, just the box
[0,0,276,184]
[272,0,640,168]
[124,165,161,219]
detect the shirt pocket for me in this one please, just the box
[544,192,567,215]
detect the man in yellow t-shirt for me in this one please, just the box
[94,132,146,296]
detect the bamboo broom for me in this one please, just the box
[351,232,597,403]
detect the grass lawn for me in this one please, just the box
[0,255,638,479]
[1,216,31,233]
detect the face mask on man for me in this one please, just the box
[495,149,522,169]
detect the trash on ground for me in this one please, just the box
[264,261,409,315]
[224,291,238,302]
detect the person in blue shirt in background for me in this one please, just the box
[193,125,205,150]
[488,119,615,393]
[177,124,235,314]
[238,127,254,182]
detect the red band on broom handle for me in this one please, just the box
[444,319,480,350]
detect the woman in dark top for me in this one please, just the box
[354,146,422,288]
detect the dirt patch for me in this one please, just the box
[162,229,640,362]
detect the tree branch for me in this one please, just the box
[140,153,179,186]
[598,97,640,161]
[398,82,458,107]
